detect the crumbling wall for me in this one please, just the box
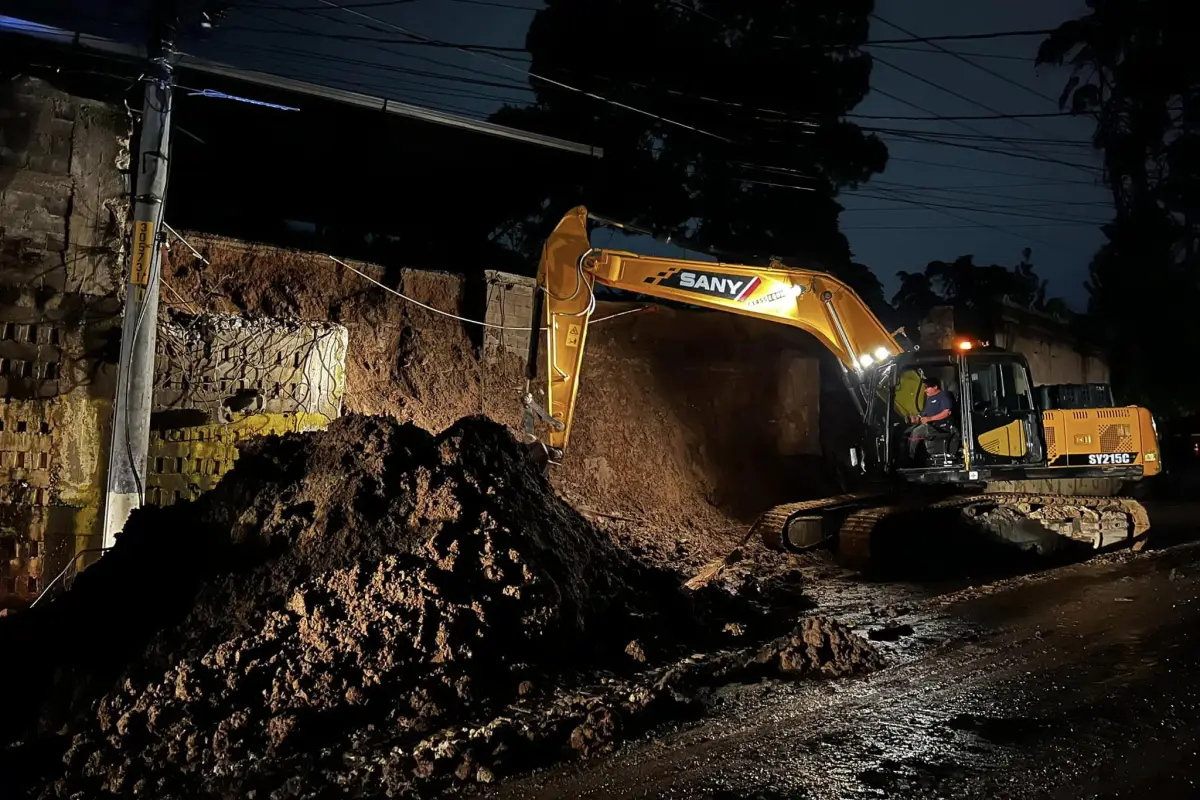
[483,270,535,361]
[147,313,348,507]
[0,76,129,603]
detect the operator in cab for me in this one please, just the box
[907,378,953,461]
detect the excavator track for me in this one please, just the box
[756,489,1151,567]
[753,492,883,552]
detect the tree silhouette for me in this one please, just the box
[1038,0,1200,414]
[485,0,887,299]
[891,253,1069,341]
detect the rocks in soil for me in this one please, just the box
[0,414,883,799]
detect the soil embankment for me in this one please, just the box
[163,237,838,564]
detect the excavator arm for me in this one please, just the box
[525,206,905,458]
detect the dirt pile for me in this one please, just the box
[0,414,883,798]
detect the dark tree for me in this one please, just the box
[1038,0,1200,415]
[891,253,1068,338]
[485,0,887,301]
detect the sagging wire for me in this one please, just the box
[328,254,639,327]
[163,221,210,264]
[328,255,533,330]
[30,548,113,607]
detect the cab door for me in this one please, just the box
[963,355,1045,466]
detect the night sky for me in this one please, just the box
[3,0,1107,307]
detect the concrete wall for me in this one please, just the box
[483,270,535,361]
[993,324,1110,387]
[920,304,1110,387]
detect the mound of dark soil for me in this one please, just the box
[0,415,882,798]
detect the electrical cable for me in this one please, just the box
[880,131,1099,171]
[863,43,1035,62]
[885,156,1102,184]
[869,56,1098,176]
[870,14,1064,109]
[856,186,1090,253]
[847,192,1107,224]
[327,255,533,329]
[841,222,1097,230]
[866,29,1056,45]
[307,0,735,141]
[850,111,1073,121]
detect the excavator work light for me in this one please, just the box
[873,347,889,362]
[956,340,973,351]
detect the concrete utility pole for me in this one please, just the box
[102,0,178,549]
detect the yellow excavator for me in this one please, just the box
[522,206,1160,563]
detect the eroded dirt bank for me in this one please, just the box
[163,237,838,560]
[0,414,881,798]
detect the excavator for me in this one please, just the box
[521,206,1161,564]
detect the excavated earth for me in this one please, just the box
[0,415,882,799]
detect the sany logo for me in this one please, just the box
[655,269,760,301]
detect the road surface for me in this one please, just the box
[487,500,1200,799]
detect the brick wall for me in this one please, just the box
[148,313,348,507]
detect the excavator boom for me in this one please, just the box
[529,206,900,454]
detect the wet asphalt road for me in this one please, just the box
[489,501,1200,799]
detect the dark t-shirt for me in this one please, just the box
[923,390,951,423]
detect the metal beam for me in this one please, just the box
[0,14,603,157]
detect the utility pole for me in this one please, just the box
[102,0,178,549]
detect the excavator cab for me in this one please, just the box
[862,348,1045,482]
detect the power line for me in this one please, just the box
[864,43,1034,62]
[870,14,1063,109]
[309,0,736,142]
[865,72,1100,176]
[245,0,542,12]
[244,41,535,94]
[865,28,1055,45]
[842,222,1096,230]
[870,54,1063,143]
[849,111,1073,121]
[863,126,1093,147]
[882,131,1099,171]
[848,192,1107,225]
[238,48,531,106]
[861,186,1093,253]
[884,156,1102,185]
[235,11,536,89]
[869,180,1112,206]
[217,22,528,53]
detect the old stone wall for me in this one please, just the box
[0,79,348,606]
[0,76,129,603]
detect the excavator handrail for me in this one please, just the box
[524,206,906,457]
